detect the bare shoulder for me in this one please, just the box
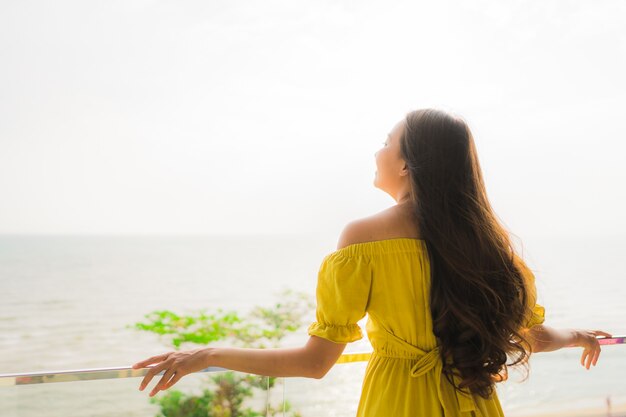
[336,205,420,250]
[336,215,384,250]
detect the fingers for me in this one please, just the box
[150,368,176,397]
[139,361,170,392]
[580,345,602,369]
[166,373,183,389]
[133,352,171,369]
[591,345,601,366]
[576,329,609,370]
[135,349,203,395]
[580,350,589,368]
[585,350,593,369]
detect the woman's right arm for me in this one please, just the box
[522,325,612,369]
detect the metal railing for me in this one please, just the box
[1,335,623,387]
[0,351,374,387]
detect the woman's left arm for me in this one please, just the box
[133,335,346,397]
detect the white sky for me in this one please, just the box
[1,0,625,238]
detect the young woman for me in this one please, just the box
[133,108,611,416]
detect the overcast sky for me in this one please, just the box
[1,0,625,238]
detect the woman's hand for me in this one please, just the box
[132,348,210,396]
[571,329,612,370]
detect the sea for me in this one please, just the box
[1,234,625,417]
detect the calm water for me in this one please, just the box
[1,234,625,416]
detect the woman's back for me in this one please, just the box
[308,211,513,416]
[309,242,508,415]
[335,206,436,349]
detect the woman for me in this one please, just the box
[133,108,611,416]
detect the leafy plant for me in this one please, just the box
[134,289,314,417]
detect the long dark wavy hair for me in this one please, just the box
[399,109,534,399]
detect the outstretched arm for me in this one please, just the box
[133,335,346,397]
[521,324,611,369]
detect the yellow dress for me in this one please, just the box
[307,238,545,417]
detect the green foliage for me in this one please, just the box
[135,309,243,349]
[209,372,261,417]
[134,289,314,417]
[150,388,215,417]
[134,290,314,350]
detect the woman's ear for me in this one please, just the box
[399,163,409,177]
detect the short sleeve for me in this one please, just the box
[307,251,372,344]
[513,254,546,329]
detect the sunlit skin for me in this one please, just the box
[373,119,412,205]
[133,336,347,397]
[132,117,611,397]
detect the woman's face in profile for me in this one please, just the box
[373,119,407,196]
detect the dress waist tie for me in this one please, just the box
[381,332,482,417]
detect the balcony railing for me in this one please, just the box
[0,351,374,387]
[1,336,624,417]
